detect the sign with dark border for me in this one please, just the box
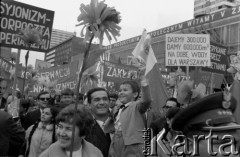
[202,42,228,74]
[0,0,54,52]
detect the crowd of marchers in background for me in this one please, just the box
[1,76,240,157]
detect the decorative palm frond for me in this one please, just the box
[177,80,206,105]
[81,65,100,93]
[38,76,50,87]
[76,0,121,46]
[46,79,58,91]
[17,26,43,46]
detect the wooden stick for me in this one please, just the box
[70,35,94,157]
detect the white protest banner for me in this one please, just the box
[165,34,210,66]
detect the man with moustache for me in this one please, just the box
[171,91,240,157]
[85,87,112,157]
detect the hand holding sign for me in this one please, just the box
[138,66,149,86]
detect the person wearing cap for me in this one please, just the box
[171,91,240,157]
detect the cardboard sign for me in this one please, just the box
[165,34,210,66]
[202,43,228,74]
[103,61,139,83]
[0,0,54,52]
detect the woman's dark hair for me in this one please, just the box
[86,87,109,104]
[120,80,140,100]
[166,97,181,107]
[56,104,94,137]
[109,93,118,100]
[26,105,59,156]
[37,91,49,100]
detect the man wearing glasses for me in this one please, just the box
[21,91,50,130]
[150,97,180,136]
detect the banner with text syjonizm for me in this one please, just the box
[0,0,54,52]
[32,61,79,93]
[165,34,211,66]
[103,61,139,83]
[202,42,228,74]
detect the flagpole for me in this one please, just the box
[22,49,30,97]
[12,49,21,101]
[70,34,94,157]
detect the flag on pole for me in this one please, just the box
[132,29,169,113]
[83,49,105,72]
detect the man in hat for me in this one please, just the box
[171,91,240,157]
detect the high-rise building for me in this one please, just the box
[50,29,75,48]
[194,0,240,17]
[45,36,99,66]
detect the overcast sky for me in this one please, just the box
[14,0,194,67]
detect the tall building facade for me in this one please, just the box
[50,29,75,48]
[106,5,240,84]
[194,0,240,17]
[45,36,99,66]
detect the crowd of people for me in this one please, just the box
[1,74,240,157]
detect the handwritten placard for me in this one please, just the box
[165,34,210,66]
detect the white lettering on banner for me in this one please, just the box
[165,34,210,67]
[37,68,70,79]
[0,32,50,49]
[209,62,226,71]
[210,45,226,55]
[33,80,76,93]
[107,66,128,78]
[1,2,49,24]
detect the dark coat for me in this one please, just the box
[0,111,25,156]
[85,120,111,157]
[21,109,41,130]
[150,116,168,137]
[0,97,7,111]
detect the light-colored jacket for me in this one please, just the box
[104,86,152,145]
[39,139,103,157]
[25,122,54,157]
